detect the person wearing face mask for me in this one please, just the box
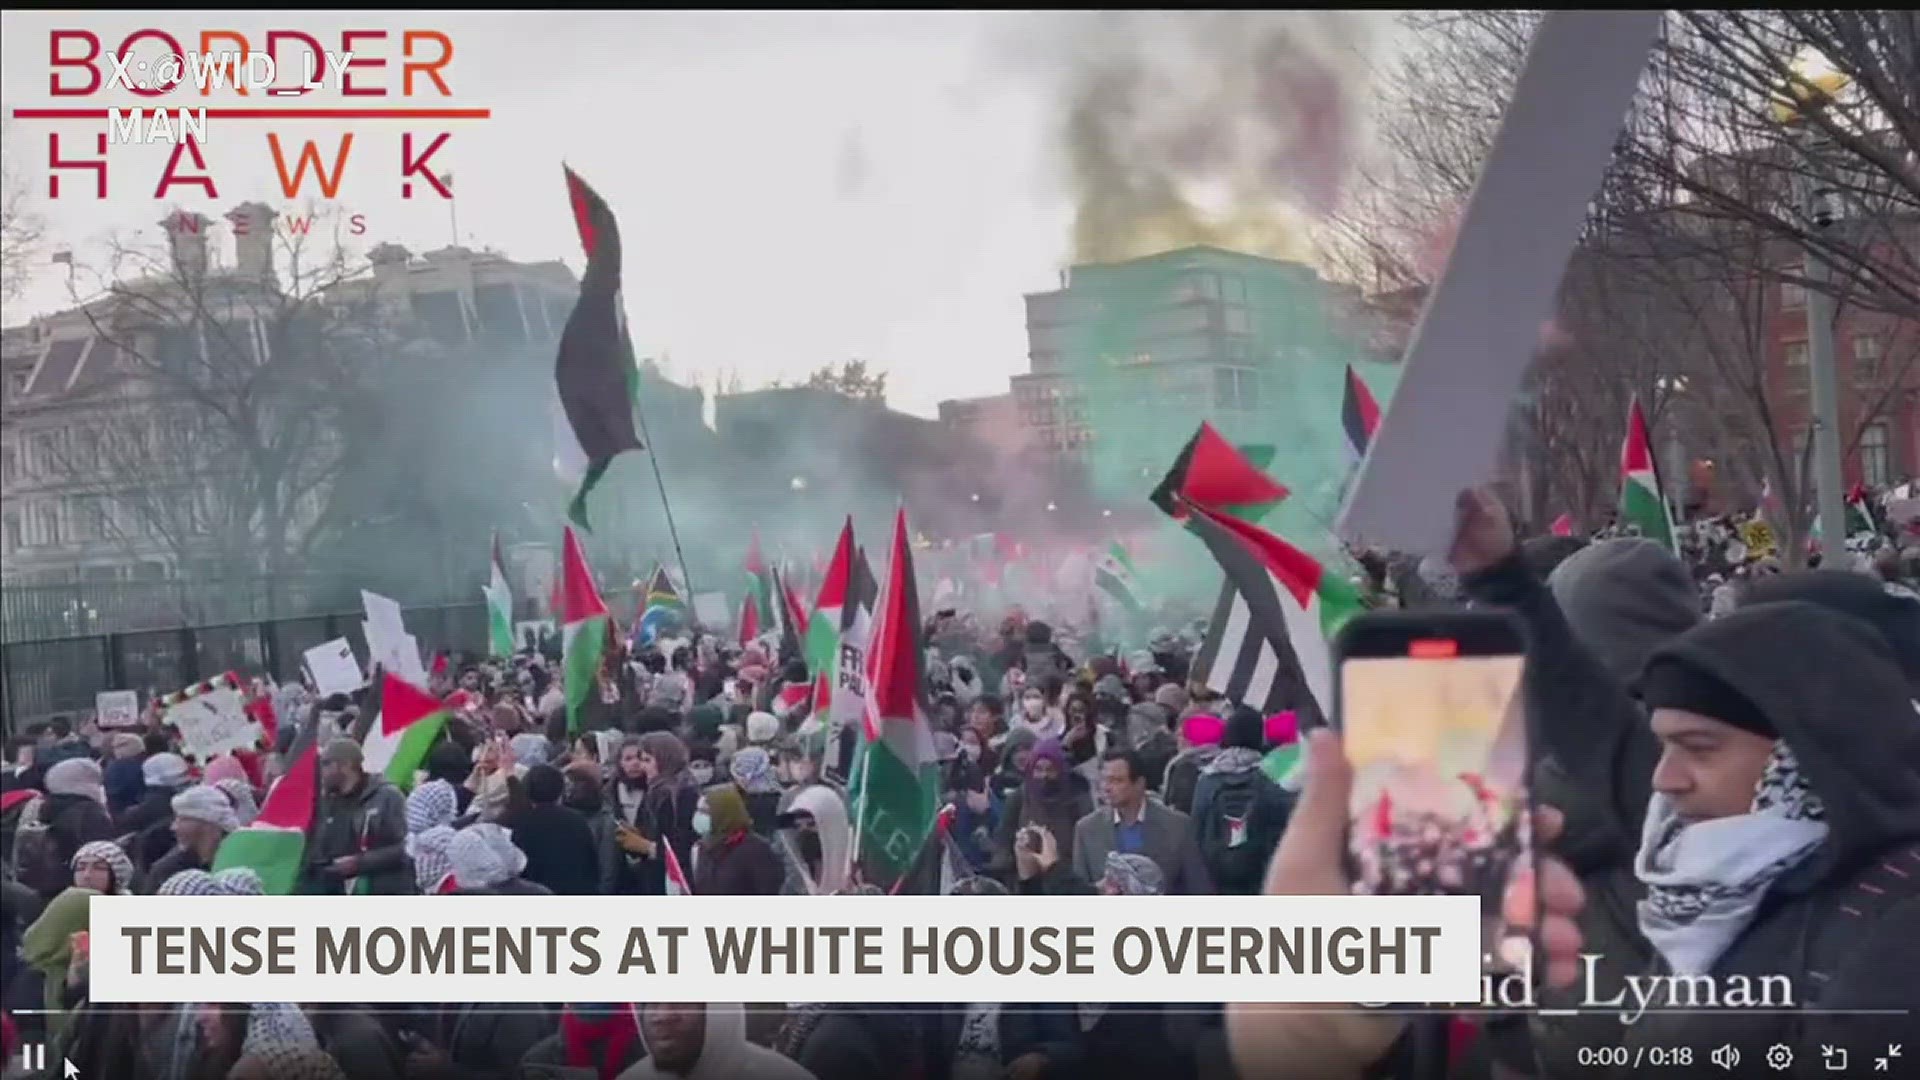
[688,749,717,789]
[776,784,851,896]
[990,738,1091,889]
[947,729,1002,874]
[1012,687,1064,742]
[690,785,785,897]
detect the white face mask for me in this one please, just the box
[692,810,712,837]
[689,762,714,785]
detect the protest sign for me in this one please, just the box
[304,638,365,698]
[1338,11,1663,554]
[165,687,259,760]
[95,690,141,729]
[361,590,405,638]
[514,620,556,653]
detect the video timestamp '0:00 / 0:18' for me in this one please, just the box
[1576,1046,1693,1068]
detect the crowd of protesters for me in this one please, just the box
[1,478,1916,1079]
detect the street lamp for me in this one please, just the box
[1775,47,1851,552]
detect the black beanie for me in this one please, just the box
[1223,705,1265,751]
[1638,656,1775,739]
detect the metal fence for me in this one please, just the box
[0,601,490,733]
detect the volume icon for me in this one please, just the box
[1712,1045,1741,1071]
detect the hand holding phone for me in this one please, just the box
[1334,610,1533,976]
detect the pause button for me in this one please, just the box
[19,1043,47,1072]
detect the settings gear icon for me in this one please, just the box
[1766,1044,1794,1071]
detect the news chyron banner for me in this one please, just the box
[89,895,1481,1004]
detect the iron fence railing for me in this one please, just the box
[0,601,490,733]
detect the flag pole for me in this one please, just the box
[631,385,697,602]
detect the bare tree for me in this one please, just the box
[40,207,390,618]
[1,121,46,305]
[805,357,889,403]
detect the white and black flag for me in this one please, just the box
[1194,575,1300,718]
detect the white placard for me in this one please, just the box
[514,620,556,653]
[693,591,731,629]
[89,894,1480,1005]
[1337,11,1664,554]
[95,690,141,729]
[360,590,406,638]
[164,687,259,760]
[364,620,427,685]
[303,638,365,698]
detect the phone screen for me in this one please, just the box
[1338,614,1532,975]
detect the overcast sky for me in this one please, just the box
[1,11,1395,417]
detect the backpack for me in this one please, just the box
[10,795,67,896]
[1197,769,1290,895]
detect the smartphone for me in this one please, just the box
[1333,610,1534,977]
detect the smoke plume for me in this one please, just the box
[1051,11,1379,264]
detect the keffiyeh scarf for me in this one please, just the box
[1636,741,1828,975]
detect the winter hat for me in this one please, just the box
[320,738,363,768]
[1026,737,1069,775]
[1264,711,1300,746]
[1092,675,1127,703]
[448,823,525,888]
[745,712,780,745]
[406,779,459,834]
[70,840,134,892]
[45,759,106,805]
[172,784,241,833]
[1125,650,1160,676]
[109,733,145,759]
[1153,684,1190,715]
[1181,714,1226,747]
[1223,706,1266,751]
[1638,656,1775,740]
[143,753,191,789]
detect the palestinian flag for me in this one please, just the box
[484,534,514,657]
[743,529,775,634]
[737,593,762,647]
[1342,364,1382,462]
[782,574,810,640]
[1187,503,1363,717]
[560,526,612,735]
[361,673,450,791]
[1092,540,1143,614]
[212,722,319,895]
[1150,421,1290,525]
[805,519,856,711]
[848,507,941,889]
[554,167,645,533]
[662,836,693,896]
[1618,396,1675,552]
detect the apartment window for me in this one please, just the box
[1222,276,1247,303]
[1780,280,1806,310]
[1223,338,1253,365]
[0,443,14,483]
[1183,272,1222,303]
[24,502,58,546]
[1854,333,1884,383]
[1861,422,1892,487]
[1784,340,1809,368]
[1224,305,1252,335]
[474,283,525,338]
[2,512,19,552]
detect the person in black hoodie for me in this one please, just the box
[504,764,602,895]
[1578,602,1920,1078]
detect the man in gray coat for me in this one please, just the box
[307,737,412,894]
[1073,749,1213,894]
